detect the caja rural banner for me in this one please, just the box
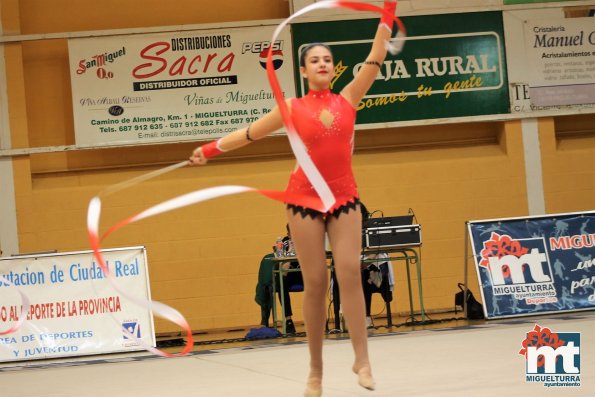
[468,211,595,319]
[292,11,510,125]
[0,247,154,362]
[68,25,295,146]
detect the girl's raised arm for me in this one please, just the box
[341,0,397,108]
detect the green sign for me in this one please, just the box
[504,0,579,4]
[292,12,510,124]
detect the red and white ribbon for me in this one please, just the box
[1,3,406,356]
[82,1,407,357]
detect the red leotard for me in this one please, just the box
[284,89,358,213]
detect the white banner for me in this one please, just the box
[523,17,595,106]
[68,25,295,146]
[0,247,155,362]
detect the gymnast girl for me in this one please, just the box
[189,2,397,395]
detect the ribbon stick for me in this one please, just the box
[100,160,188,197]
[85,0,406,357]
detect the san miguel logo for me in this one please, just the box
[519,324,581,388]
[76,47,126,80]
[479,233,557,305]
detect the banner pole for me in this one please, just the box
[463,221,470,319]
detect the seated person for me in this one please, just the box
[255,226,302,334]
[278,224,302,334]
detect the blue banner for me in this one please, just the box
[468,211,595,319]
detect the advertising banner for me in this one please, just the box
[523,17,595,107]
[468,211,595,319]
[292,12,509,125]
[504,0,582,4]
[68,26,295,146]
[0,247,154,362]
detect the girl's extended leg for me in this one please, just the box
[286,210,328,395]
[326,206,375,390]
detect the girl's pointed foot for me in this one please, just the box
[304,373,322,397]
[353,364,375,391]
[303,386,322,397]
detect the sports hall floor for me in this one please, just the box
[1,311,592,396]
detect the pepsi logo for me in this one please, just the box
[259,49,284,70]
